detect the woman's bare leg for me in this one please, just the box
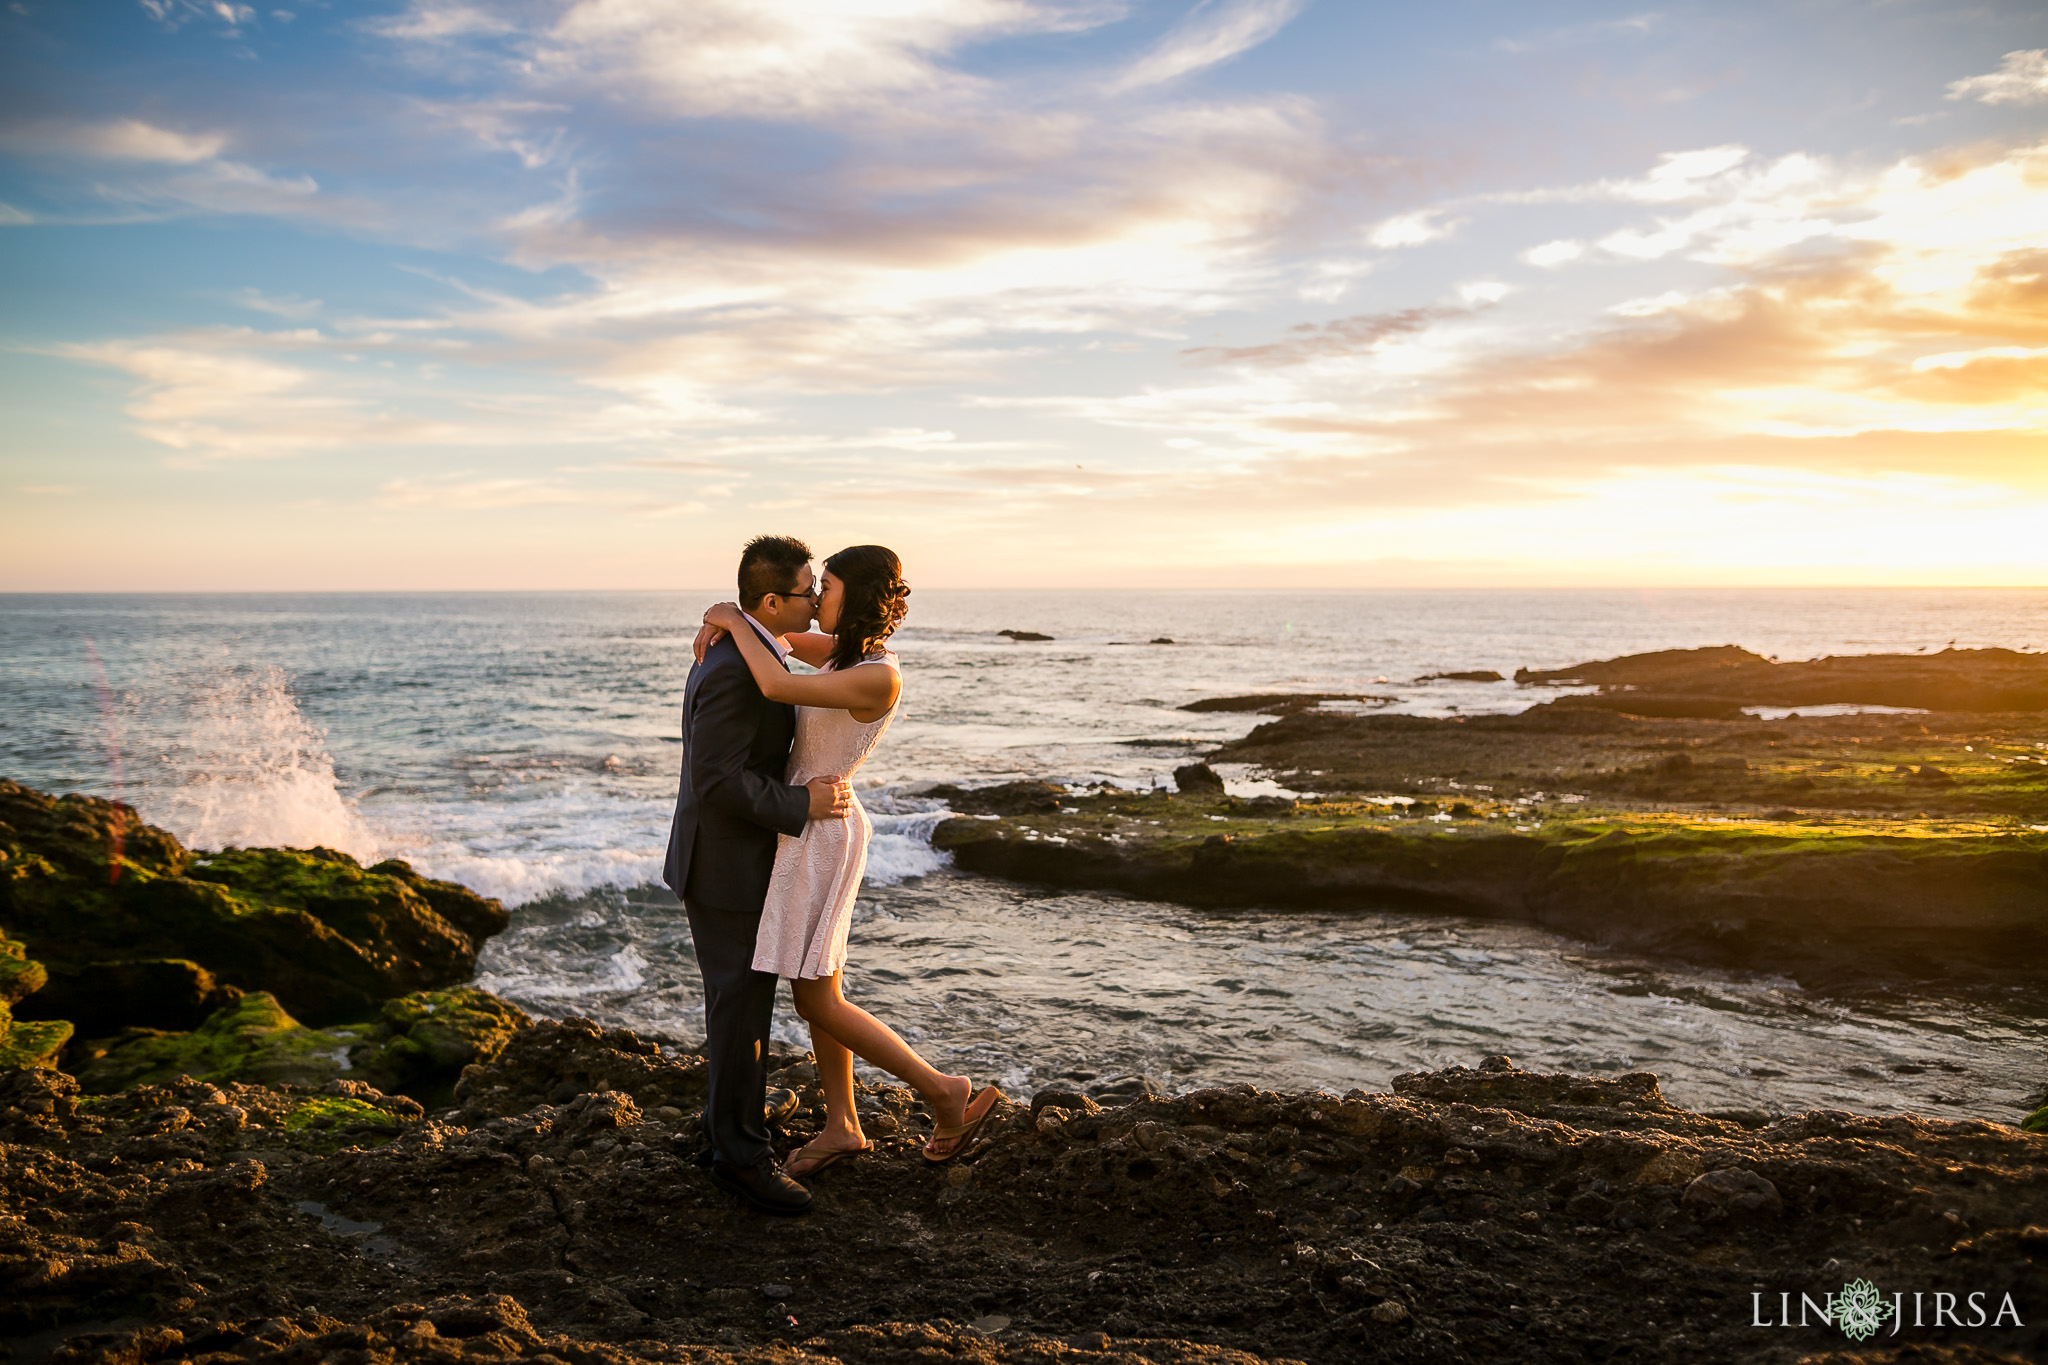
[808,1019,863,1148]
[791,974,972,1132]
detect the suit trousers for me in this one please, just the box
[684,897,779,1169]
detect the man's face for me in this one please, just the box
[755,564,817,634]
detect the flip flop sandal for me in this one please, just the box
[922,1086,1004,1164]
[784,1141,871,1179]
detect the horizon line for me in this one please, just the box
[5,584,2048,597]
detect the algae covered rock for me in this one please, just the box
[0,933,48,1005]
[0,1007,71,1070]
[73,991,374,1092]
[368,986,532,1080]
[0,779,508,1028]
[184,845,508,989]
[72,985,531,1095]
[0,932,70,1068]
[368,857,511,945]
[358,987,532,1092]
[22,957,243,1035]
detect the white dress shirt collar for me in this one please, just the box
[740,610,792,662]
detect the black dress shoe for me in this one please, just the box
[690,1093,798,1136]
[709,1156,812,1215]
[764,1087,800,1128]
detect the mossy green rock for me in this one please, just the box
[0,932,70,1068]
[0,934,48,1006]
[74,991,373,1092]
[369,987,531,1082]
[280,1093,412,1150]
[0,779,508,1028]
[72,986,531,1095]
[24,957,242,1035]
[0,1005,71,1069]
[934,791,2048,989]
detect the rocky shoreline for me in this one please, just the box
[5,1022,2045,1364]
[2,778,523,1101]
[931,647,2048,1002]
[3,647,2046,1363]
[930,780,2048,996]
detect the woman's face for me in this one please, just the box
[815,570,845,634]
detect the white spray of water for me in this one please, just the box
[862,787,954,886]
[375,784,953,908]
[131,666,380,863]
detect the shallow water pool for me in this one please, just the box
[476,869,2045,1124]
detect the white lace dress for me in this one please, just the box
[752,653,900,980]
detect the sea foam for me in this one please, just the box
[373,784,954,908]
[862,786,954,886]
[128,665,380,864]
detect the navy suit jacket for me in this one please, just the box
[661,633,811,914]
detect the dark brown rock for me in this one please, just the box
[0,780,510,1029]
[1680,1167,1783,1220]
[5,1042,2046,1365]
[924,780,1068,815]
[1515,644,2048,712]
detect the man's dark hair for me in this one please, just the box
[737,535,812,609]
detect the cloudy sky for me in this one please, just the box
[3,1,2045,590]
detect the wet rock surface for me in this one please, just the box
[928,656,2048,1000]
[68,987,531,1100]
[0,780,509,1031]
[930,784,2048,995]
[1178,694,1393,716]
[3,1033,2044,1364]
[1513,645,2048,714]
[1,780,524,1099]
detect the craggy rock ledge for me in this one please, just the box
[1,780,525,1098]
[4,1020,2046,1364]
[931,790,2048,991]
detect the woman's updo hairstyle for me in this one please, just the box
[823,544,910,673]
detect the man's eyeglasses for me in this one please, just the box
[771,584,820,601]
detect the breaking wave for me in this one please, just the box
[128,665,380,864]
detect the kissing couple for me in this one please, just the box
[661,535,1002,1215]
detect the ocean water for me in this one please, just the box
[3,588,2044,1120]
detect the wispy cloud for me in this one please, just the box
[139,1,260,35]
[1111,0,1307,92]
[0,118,227,164]
[377,473,608,509]
[1493,12,1660,55]
[1947,49,2048,106]
[375,0,1097,121]
[11,0,2048,584]
[1366,209,1464,249]
[1183,305,1472,368]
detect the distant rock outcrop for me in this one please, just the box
[1515,644,2048,712]
[1179,693,1393,715]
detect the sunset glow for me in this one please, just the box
[3,2,2045,588]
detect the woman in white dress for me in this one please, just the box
[698,545,1001,1178]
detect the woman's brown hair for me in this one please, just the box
[823,544,910,673]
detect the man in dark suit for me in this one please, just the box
[664,534,850,1215]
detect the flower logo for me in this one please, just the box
[1835,1279,1895,1342]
